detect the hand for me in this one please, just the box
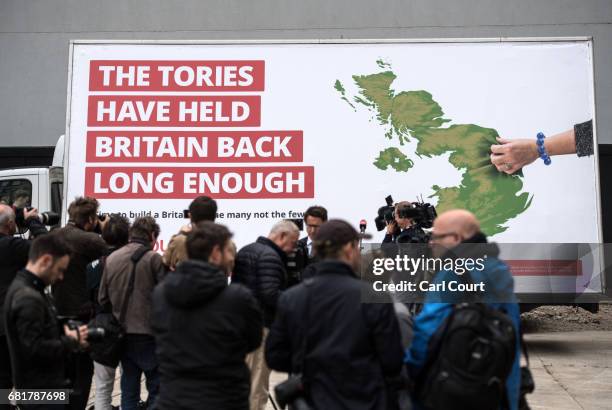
[98,214,110,232]
[64,325,89,348]
[490,137,539,174]
[23,207,39,221]
[386,220,397,234]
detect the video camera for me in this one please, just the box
[374,195,437,231]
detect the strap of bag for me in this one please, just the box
[118,246,149,324]
[296,278,314,378]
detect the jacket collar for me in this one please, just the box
[129,238,152,249]
[18,269,47,292]
[442,232,500,260]
[256,236,286,260]
[312,260,356,278]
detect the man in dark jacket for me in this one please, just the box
[52,197,107,410]
[99,216,165,410]
[266,219,404,410]
[152,221,263,410]
[232,220,299,410]
[298,205,328,263]
[0,204,47,408]
[4,232,89,409]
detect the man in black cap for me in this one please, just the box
[265,219,404,410]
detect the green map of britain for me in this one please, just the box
[335,60,532,235]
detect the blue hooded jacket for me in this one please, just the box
[404,242,521,410]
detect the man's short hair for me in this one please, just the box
[189,196,217,223]
[304,205,328,222]
[395,201,413,217]
[102,214,130,248]
[270,220,300,237]
[313,219,359,259]
[68,196,99,228]
[129,216,160,242]
[28,232,71,263]
[186,221,232,261]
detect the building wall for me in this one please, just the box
[0,0,610,146]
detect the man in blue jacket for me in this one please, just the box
[405,209,521,410]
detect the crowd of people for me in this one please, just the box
[0,195,526,410]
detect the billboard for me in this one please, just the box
[64,39,602,294]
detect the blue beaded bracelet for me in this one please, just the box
[536,132,552,165]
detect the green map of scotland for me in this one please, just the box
[335,61,532,235]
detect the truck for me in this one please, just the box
[0,39,606,308]
[0,135,65,231]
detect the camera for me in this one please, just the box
[374,195,437,231]
[274,375,312,410]
[65,319,106,342]
[13,206,60,228]
[374,195,396,231]
[285,218,306,287]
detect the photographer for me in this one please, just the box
[0,204,48,407]
[99,217,164,410]
[266,220,403,410]
[383,201,428,244]
[4,232,89,410]
[53,197,107,410]
[86,214,130,410]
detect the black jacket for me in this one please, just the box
[382,225,428,244]
[266,260,404,410]
[4,270,79,388]
[232,236,287,327]
[152,259,263,410]
[0,219,47,336]
[52,224,106,320]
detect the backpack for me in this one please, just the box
[417,303,517,410]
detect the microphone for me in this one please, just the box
[359,219,367,234]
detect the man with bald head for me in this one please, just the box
[405,209,521,410]
[0,204,47,407]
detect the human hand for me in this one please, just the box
[23,207,39,221]
[64,325,89,348]
[386,220,397,234]
[490,137,539,174]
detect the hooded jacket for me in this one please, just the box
[152,259,263,410]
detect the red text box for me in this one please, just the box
[86,131,303,163]
[87,95,261,127]
[89,60,265,91]
[85,166,315,199]
[507,260,583,276]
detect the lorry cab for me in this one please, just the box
[0,135,64,222]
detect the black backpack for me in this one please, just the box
[417,303,517,410]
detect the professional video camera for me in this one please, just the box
[13,206,60,234]
[374,195,437,231]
